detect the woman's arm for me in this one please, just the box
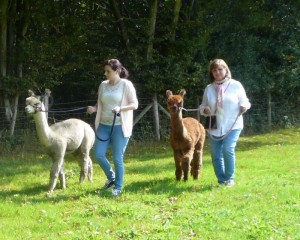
[199,86,211,116]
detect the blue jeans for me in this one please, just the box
[210,129,242,184]
[94,124,129,190]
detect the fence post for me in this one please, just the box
[196,97,200,122]
[153,93,160,140]
[267,92,272,129]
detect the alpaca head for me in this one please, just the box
[166,89,186,114]
[25,96,43,114]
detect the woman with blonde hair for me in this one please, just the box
[200,59,251,187]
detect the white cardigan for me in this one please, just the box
[95,79,138,137]
[200,79,251,137]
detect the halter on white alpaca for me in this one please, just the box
[25,94,95,194]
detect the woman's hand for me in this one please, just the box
[204,106,211,115]
[112,106,121,114]
[240,106,246,114]
[87,106,96,114]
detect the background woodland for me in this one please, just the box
[0,0,299,139]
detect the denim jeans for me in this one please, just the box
[209,129,242,184]
[94,124,129,190]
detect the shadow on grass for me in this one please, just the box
[236,139,294,151]
[124,177,213,197]
[0,177,213,204]
[0,185,47,197]
[0,184,84,204]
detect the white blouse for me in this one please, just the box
[200,79,251,137]
[100,80,125,125]
[95,79,138,137]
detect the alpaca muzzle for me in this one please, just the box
[25,104,42,114]
[172,105,178,112]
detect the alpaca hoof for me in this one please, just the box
[46,190,53,196]
[79,178,85,184]
[87,174,93,182]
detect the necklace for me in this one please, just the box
[109,78,121,86]
[105,79,123,92]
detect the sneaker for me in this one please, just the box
[101,179,115,190]
[112,189,122,197]
[218,182,226,187]
[225,180,235,187]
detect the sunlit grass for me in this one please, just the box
[0,129,299,239]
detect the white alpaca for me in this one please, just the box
[25,95,95,194]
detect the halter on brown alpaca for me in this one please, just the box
[166,89,206,181]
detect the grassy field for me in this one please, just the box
[0,129,299,240]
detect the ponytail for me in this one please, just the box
[120,66,129,79]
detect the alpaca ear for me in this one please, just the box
[179,89,186,97]
[166,90,173,97]
[28,89,35,97]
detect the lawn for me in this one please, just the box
[0,129,299,240]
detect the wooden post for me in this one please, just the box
[153,93,160,140]
[267,92,272,129]
[196,97,200,121]
[133,103,153,126]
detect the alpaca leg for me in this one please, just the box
[87,158,93,182]
[174,152,182,180]
[59,162,66,189]
[192,143,203,179]
[175,160,182,181]
[48,158,64,194]
[182,150,194,181]
[191,149,202,179]
[190,159,194,176]
[79,152,90,183]
[182,157,190,181]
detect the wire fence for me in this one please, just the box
[0,96,299,157]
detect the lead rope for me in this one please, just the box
[33,103,119,142]
[206,112,241,141]
[95,112,119,142]
[181,107,241,141]
[35,106,88,113]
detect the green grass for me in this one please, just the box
[0,129,299,240]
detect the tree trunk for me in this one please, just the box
[170,0,182,42]
[146,0,159,139]
[187,0,195,20]
[267,92,272,129]
[1,0,29,136]
[109,0,129,48]
[146,0,158,60]
[0,0,8,78]
[10,94,19,135]
[0,0,10,124]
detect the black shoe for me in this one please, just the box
[102,179,115,190]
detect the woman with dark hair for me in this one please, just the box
[87,59,138,196]
[200,59,251,187]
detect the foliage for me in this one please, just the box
[0,129,299,239]
[1,0,299,135]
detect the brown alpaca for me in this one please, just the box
[166,89,206,181]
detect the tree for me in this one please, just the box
[0,0,29,136]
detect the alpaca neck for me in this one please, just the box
[171,112,185,136]
[33,110,51,147]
